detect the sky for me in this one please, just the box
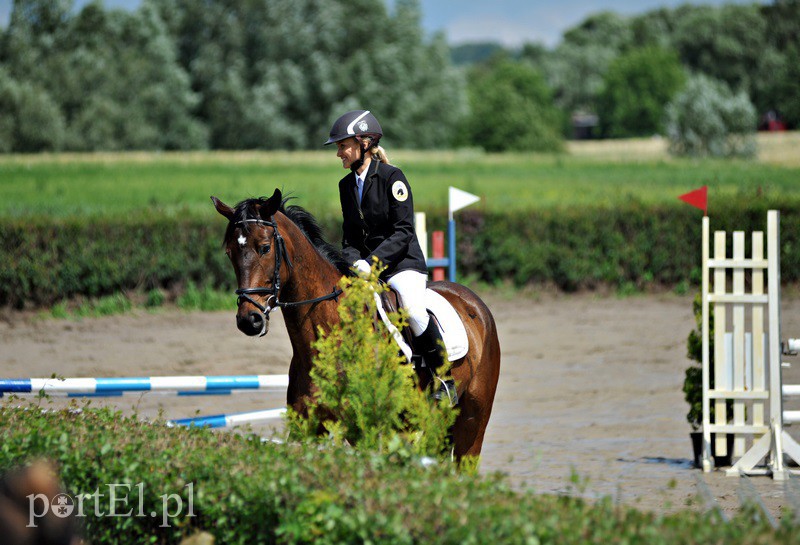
[0,0,768,47]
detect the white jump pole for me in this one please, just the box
[0,375,289,397]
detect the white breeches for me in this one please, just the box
[387,270,429,336]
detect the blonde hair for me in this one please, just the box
[370,145,391,165]
[362,136,391,165]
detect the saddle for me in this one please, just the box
[378,286,469,365]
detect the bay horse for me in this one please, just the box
[211,189,500,459]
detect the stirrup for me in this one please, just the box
[432,377,458,407]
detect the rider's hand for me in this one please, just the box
[353,259,371,277]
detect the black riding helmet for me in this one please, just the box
[324,110,382,146]
[325,110,383,172]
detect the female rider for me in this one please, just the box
[324,110,456,405]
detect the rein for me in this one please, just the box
[233,217,342,314]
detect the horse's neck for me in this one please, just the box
[276,216,342,360]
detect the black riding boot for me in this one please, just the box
[414,318,458,406]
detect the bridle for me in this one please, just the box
[233,217,342,314]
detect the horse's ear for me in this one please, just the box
[261,188,282,219]
[211,196,234,220]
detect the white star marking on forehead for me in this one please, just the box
[237,234,247,248]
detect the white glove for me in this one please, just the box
[353,259,371,277]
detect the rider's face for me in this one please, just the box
[336,138,361,170]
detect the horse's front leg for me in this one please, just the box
[286,354,307,414]
[287,352,321,416]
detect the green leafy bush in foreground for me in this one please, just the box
[286,266,457,459]
[1,405,798,544]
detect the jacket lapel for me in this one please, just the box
[346,171,359,210]
[360,160,378,205]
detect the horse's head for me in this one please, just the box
[212,189,286,337]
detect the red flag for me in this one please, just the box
[678,186,708,215]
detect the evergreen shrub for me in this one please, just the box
[286,265,457,459]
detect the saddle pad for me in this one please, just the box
[425,289,469,361]
[375,288,469,363]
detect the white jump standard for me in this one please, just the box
[700,210,800,479]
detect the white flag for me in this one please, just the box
[449,187,480,219]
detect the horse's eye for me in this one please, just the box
[258,244,271,256]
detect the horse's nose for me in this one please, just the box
[237,311,268,336]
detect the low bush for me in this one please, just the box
[286,265,457,459]
[0,405,797,543]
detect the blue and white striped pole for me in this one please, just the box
[0,375,289,397]
[169,408,287,428]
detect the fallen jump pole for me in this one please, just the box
[169,407,287,429]
[0,375,289,397]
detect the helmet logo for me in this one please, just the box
[357,121,369,132]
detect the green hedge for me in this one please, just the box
[0,212,232,308]
[457,198,800,291]
[0,406,796,543]
[2,200,799,308]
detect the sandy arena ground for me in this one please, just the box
[3,291,800,520]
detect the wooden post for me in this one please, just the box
[732,231,746,457]
[713,230,728,458]
[752,231,765,444]
[415,212,428,260]
[767,210,785,478]
[702,216,713,471]
[432,231,445,282]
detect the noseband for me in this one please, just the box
[233,217,342,314]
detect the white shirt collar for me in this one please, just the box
[356,158,372,183]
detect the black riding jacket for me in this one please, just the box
[339,159,427,280]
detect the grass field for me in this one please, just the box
[1,132,798,218]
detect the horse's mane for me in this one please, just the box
[227,197,352,276]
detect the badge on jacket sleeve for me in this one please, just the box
[391,180,409,202]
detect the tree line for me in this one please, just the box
[0,0,797,154]
[0,0,462,152]
[503,1,798,143]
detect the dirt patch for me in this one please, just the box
[3,292,800,518]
